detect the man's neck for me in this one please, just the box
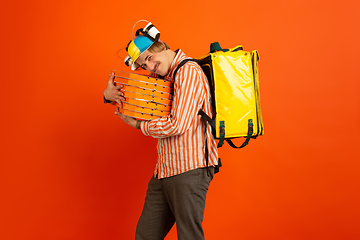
[165,49,176,64]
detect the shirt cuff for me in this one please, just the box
[140,121,150,136]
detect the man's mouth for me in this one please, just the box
[152,62,160,73]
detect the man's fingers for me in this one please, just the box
[115,107,127,119]
[114,94,124,102]
[115,107,120,115]
[108,72,115,84]
[117,90,125,100]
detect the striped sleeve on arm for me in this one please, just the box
[140,62,205,138]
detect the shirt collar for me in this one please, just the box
[164,49,188,82]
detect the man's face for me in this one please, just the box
[135,49,170,76]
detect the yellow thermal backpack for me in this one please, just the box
[174,42,264,149]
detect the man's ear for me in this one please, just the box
[157,40,169,51]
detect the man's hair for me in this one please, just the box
[148,41,170,53]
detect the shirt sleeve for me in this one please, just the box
[140,63,206,138]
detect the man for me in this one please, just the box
[103,28,219,240]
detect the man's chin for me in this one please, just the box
[157,69,168,77]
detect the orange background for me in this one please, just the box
[1,0,360,239]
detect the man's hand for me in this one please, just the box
[104,72,125,105]
[115,107,138,129]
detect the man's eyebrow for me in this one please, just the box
[145,54,150,61]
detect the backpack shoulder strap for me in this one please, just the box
[173,58,197,79]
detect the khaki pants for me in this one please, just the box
[135,167,215,240]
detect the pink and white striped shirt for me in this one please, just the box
[140,49,219,179]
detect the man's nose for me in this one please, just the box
[146,61,155,71]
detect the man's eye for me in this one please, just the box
[141,64,146,69]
